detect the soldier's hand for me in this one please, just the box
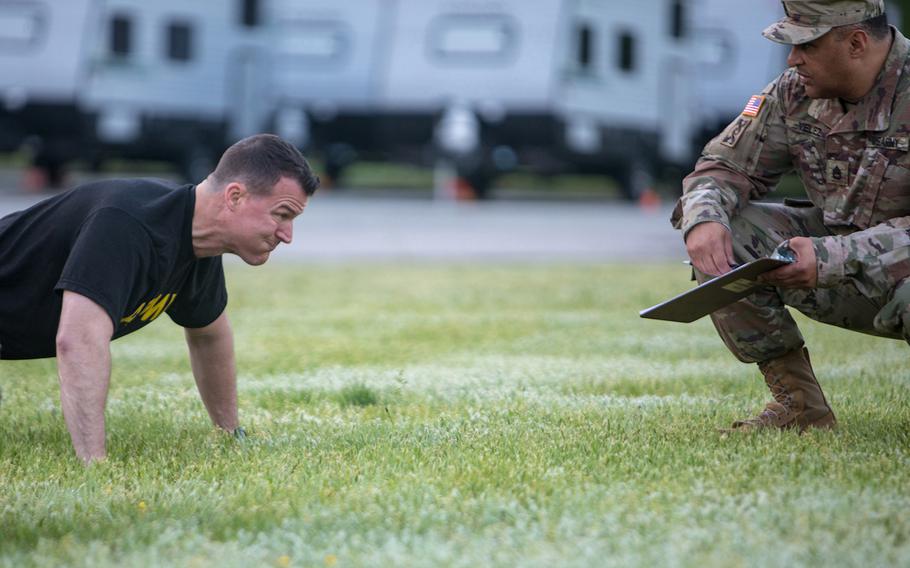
[759,237,817,288]
[685,222,736,276]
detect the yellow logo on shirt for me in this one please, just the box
[120,293,177,324]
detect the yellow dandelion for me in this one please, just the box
[137,501,147,512]
[324,554,337,567]
[276,555,291,567]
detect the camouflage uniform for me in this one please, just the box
[671,18,910,363]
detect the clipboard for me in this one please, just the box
[639,257,793,323]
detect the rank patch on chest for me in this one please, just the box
[720,117,752,148]
[826,160,849,186]
[867,135,910,151]
[741,95,765,117]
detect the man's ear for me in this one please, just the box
[847,29,869,57]
[224,182,248,211]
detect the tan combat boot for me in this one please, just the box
[728,347,836,432]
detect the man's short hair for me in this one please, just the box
[212,134,320,196]
[835,14,890,41]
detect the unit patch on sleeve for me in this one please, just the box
[741,95,765,117]
[720,117,752,148]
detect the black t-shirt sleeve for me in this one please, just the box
[55,208,154,328]
[166,256,227,328]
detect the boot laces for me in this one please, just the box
[766,374,794,410]
[738,401,789,427]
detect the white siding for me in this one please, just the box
[380,0,564,111]
[0,0,97,102]
[269,0,393,110]
[83,0,262,120]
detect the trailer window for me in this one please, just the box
[0,4,43,48]
[575,22,594,72]
[277,21,346,61]
[617,31,636,72]
[167,21,193,62]
[429,15,516,62]
[670,0,686,39]
[109,15,132,56]
[240,0,259,28]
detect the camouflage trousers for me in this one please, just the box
[700,201,910,363]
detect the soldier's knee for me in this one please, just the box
[874,278,910,342]
[727,211,759,243]
[727,203,785,259]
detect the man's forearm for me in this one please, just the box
[814,215,910,292]
[56,291,115,464]
[185,314,239,431]
[57,341,111,463]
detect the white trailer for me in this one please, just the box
[0,0,272,184]
[691,0,789,141]
[0,0,98,183]
[266,0,396,180]
[79,0,270,180]
[269,0,700,198]
[3,0,901,195]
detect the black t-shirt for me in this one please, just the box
[0,178,227,360]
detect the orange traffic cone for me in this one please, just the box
[638,187,661,211]
[453,177,477,201]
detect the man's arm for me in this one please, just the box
[760,236,818,288]
[685,221,736,277]
[184,312,239,432]
[673,75,795,274]
[810,216,910,295]
[56,290,114,464]
[687,226,820,287]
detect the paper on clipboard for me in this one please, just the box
[639,257,793,323]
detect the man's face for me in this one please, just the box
[786,31,856,100]
[229,176,307,265]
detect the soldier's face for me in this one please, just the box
[227,176,307,266]
[786,31,855,99]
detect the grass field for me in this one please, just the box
[1,263,907,567]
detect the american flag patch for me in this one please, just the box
[742,95,765,117]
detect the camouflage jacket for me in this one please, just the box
[673,28,910,294]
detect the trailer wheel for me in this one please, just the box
[34,157,66,189]
[463,170,494,200]
[323,160,346,188]
[324,143,357,188]
[454,157,495,200]
[26,138,68,190]
[618,159,654,201]
[180,146,217,183]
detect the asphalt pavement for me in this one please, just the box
[279,193,683,262]
[0,172,685,263]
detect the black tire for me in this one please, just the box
[324,143,357,188]
[618,159,655,201]
[463,169,493,200]
[323,160,346,188]
[180,146,217,184]
[454,155,495,200]
[32,151,67,189]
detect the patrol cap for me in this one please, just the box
[762,0,885,45]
